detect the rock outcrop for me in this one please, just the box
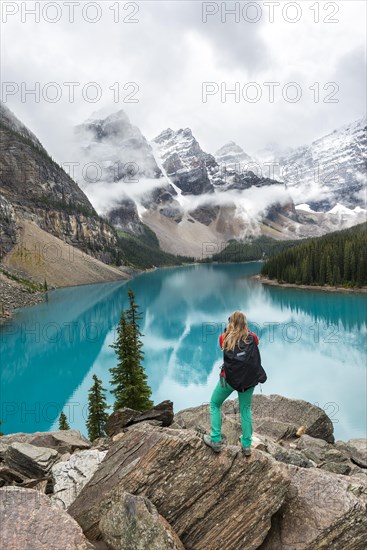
[69,422,290,549]
[0,194,17,257]
[0,487,94,549]
[188,204,220,226]
[341,439,367,469]
[0,102,121,267]
[1,396,366,550]
[107,197,145,235]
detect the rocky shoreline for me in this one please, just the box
[254,274,367,294]
[0,265,138,325]
[1,395,366,549]
[0,270,45,324]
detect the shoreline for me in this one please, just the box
[0,259,256,325]
[3,260,364,326]
[253,274,367,294]
[0,271,46,325]
[0,266,139,326]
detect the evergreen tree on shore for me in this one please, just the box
[58,411,70,430]
[110,289,153,411]
[261,223,367,287]
[86,374,109,441]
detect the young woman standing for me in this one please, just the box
[203,311,265,456]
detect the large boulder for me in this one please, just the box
[105,400,174,437]
[69,422,290,549]
[52,449,108,510]
[259,466,367,550]
[99,491,184,550]
[250,395,335,443]
[3,442,58,479]
[0,487,94,549]
[174,394,335,444]
[343,439,367,469]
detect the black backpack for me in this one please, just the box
[222,333,267,392]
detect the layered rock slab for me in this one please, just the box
[105,400,174,437]
[69,423,290,550]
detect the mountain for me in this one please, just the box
[74,111,184,235]
[72,110,367,258]
[0,103,129,289]
[215,141,253,171]
[75,110,162,182]
[277,117,367,211]
[152,128,215,195]
[75,114,300,257]
[74,111,347,257]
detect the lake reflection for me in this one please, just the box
[1,262,366,440]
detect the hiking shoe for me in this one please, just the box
[203,434,222,453]
[239,437,252,456]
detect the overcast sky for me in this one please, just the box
[1,0,366,163]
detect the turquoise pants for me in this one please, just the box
[210,376,255,448]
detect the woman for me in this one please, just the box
[203,311,262,456]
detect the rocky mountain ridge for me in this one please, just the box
[215,140,253,170]
[0,103,130,306]
[0,103,121,261]
[0,104,136,322]
[257,116,367,211]
[74,111,312,257]
[1,394,366,549]
[73,110,366,258]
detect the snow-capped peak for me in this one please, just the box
[215,141,253,170]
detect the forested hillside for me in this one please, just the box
[261,223,367,287]
[117,225,194,269]
[204,236,303,263]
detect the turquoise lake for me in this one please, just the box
[1,262,366,441]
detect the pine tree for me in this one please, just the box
[86,374,109,441]
[110,289,153,411]
[58,411,70,430]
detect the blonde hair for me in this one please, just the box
[222,311,250,352]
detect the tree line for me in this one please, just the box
[58,288,153,440]
[261,223,367,287]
